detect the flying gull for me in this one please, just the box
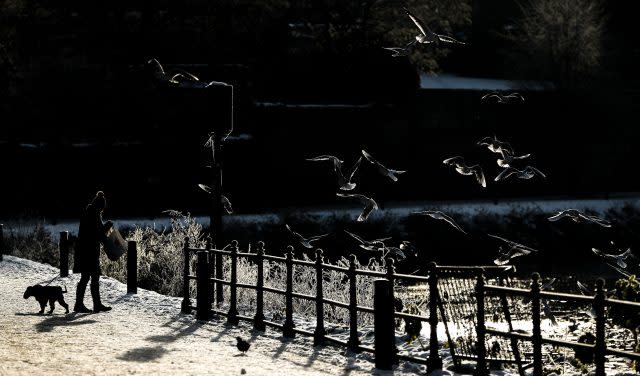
[547,209,611,227]
[336,193,379,222]
[404,7,465,46]
[494,166,546,182]
[344,230,392,251]
[362,149,406,182]
[443,156,486,187]
[307,154,363,190]
[411,210,467,234]
[285,224,329,249]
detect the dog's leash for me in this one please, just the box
[37,274,69,292]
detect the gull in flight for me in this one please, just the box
[344,230,392,251]
[404,7,465,46]
[489,234,540,265]
[307,155,363,191]
[497,149,531,168]
[374,242,407,262]
[495,166,546,182]
[383,40,417,57]
[362,150,406,182]
[399,240,419,258]
[481,92,524,104]
[197,184,233,214]
[285,224,329,249]
[336,193,379,222]
[477,136,514,155]
[577,280,617,298]
[592,247,633,269]
[146,58,199,84]
[411,210,467,234]
[442,156,486,187]
[547,209,611,227]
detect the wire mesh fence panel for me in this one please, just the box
[263,259,287,321]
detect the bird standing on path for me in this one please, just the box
[236,336,250,355]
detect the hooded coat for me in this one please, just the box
[74,202,110,275]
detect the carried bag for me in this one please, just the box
[103,227,127,261]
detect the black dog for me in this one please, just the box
[23,284,69,314]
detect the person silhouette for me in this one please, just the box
[73,191,113,313]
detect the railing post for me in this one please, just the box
[347,254,360,352]
[531,273,542,376]
[385,257,398,364]
[594,278,606,376]
[475,268,487,376]
[227,240,239,324]
[427,262,442,372]
[374,278,394,371]
[59,231,69,277]
[1,223,5,261]
[314,249,326,346]
[181,237,191,314]
[254,241,266,331]
[127,241,137,294]
[205,237,215,307]
[196,249,211,320]
[283,245,296,338]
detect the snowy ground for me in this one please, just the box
[3,255,639,376]
[0,255,439,376]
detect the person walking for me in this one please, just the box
[73,191,113,313]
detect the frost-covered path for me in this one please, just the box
[0,256,426,376]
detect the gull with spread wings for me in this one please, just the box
[497,148,531,168]
[307,154,363,191]
[442,156,486,187]
[592,247,634,269]
[198,184,233,214]
[285,224,329,249]
[494,166,546,182]
[489,234,540,265]
[404,6,465,46]
[481,92,524,104]
[383,40,418,57]
[411,210,467,234]
[361,150,406,182]
[547,209,611,227]
[344,230,392,251]
[477,135,514,155]
[336,193,379,222]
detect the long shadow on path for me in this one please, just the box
[16,312,97,333]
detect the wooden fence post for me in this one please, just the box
[59,231,69,277]
[475,268,488,376]
[127,241,137,294]
[227,240,239,324]
[313,249,326,346]
[283,245,296,338]
[254,241,266,331]
[531,273,542,376]
[181,237,191,313]
[594,278,606,376]
[1,223,5,261]
[196,249,211,320]
[385,257,398,364]
[374,278,394,370]
[347,254,360,352]
[427,262,442,372]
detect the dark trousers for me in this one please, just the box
[75,273,101,307]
